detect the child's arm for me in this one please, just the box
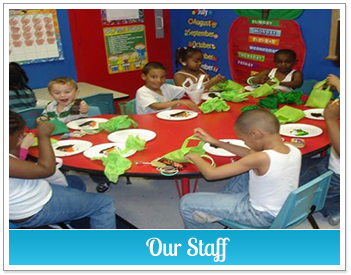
[19,133,35,160]
[174,73,187,87]
[247,70,270,85]
[9,121,56,179]
[276,71,303,89]
[194,128,252,157]
[186,151,269,181]
[324,100,340,156]
[149,100,199,111]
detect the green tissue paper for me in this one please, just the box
[98,115,138,133]
[199,97,230,114]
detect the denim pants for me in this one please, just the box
[17,175,116,229]
[180,172,275,229]
[299,155,340,217]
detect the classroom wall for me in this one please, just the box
[21,9,78,89]
[169,9,340,82]
[68,9,173,99]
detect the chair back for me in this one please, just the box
[118,99,136,115]
[87,105,102,116]
[82,93,116,114]
[17,107,44,129]
[299,79,318,95]
[270,171,333,229]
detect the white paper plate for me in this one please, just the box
[53,140,93,157]
[280,123,323,138]
[66,118,108,130]
[108,129,156,143]
[156,109,198,121]
[83,143,136,159]
[203,139,249,157]
[201,92,221,101]
[304,109,325,120]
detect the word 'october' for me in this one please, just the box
[146,237,230,262]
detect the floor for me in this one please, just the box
[72,171,340,230]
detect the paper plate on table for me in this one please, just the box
[83,143,136,159]
[66,118,108,130]
[280,124,323,138]
[107,129,156,143]
[201,92,221,101]
[52,140,92,157]
[156,109,198,121]
[304,109,325,120]
[203,139,249,157]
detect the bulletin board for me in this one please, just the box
[103,24,148,74]
[9,9,64,65]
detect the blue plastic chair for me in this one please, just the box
[82,93,116,114]
[17,107,44,129]
[299,79,318,95]
[165,79,175,85]
[87,105,102,116]
[9,222,19,229]
[219,171,333,229]
[118,99,136,115]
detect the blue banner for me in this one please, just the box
[8,230,340,267]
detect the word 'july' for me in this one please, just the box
[146,237,230,262]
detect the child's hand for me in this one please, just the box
[327,74,340,92]
[194,128,217,144]
[20,133,35,149]
[177,100,200,110]
[36,116,48,123]
[255,74,269,84]
[36,121,55,138]
[79,100,89,114]
[212,74,226,84]
[324,100,340,121]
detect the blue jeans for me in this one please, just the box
[299,155,340,217]
[180,173,275,229]
[17,176,116,229]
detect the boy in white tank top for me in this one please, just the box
[180,109,301,228]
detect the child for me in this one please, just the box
[37,77,89,123]
[136,62,198,114]
[246,49,303,92]
[9,62,37,112]
[299,74,340,225]
[180,109,301,228]
[9,111,116,229]
[174,47,226,90]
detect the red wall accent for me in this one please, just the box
[68,9,173,100]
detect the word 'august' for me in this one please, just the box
[146,237,230,262]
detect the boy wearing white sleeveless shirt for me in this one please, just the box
[180,109,301,228]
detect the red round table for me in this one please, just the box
[28,96,331,196]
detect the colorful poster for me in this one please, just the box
[101,9,144,25]
[9,9,64,64]
[103,24,148,74]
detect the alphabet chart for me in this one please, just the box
[9,9,64,64]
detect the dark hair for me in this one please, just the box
[142,62,167,75]
[9,111,25,135]
[9,62,33,97]
[235,109,280,135]
[274,49,297,61]
[175,47,203,67]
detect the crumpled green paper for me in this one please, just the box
[221,91,251,102]
[120,135,146,154]
[258,94,279,109]
[199,97,230,114]
[48,119,70,135]
[163,135,205,163]
[251,77,280,98]
[92,151,132,183]
[276,90,304,105]
[241,105,261,113]
[274,105,305,124]
[210,80,245,93]
[98,116,138,133]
